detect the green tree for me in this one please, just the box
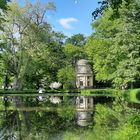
[0,0,55,90]
[57,66,76,89]
[110,0,140,88]
[87,0,140,89]
[24,31,66,89]
[66,34,86,47]
[64,43,84,66]
[63,34,86,66]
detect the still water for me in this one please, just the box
[0,95,111,140]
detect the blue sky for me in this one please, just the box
[19,0,99,37]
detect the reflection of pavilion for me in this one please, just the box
[76,96,94,127]
[76,96,93,110]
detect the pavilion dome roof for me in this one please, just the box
[76,59,92,74]
[76,59,88,66]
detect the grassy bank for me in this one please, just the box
[0,88,140,104]
[124,88,140,104]
[0,88,118,94]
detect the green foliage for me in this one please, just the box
[0,0,9,28]
[0,0,64,90]
[63,34,86,66]
[63,131,80,140]
[57,95,77,121]
[127,89,140,103]
[57,105,76,120]
[92,0,122,20]
[64,44,83,56]
[93,98,140,140]
[0,0,9,10]
[63,130,95,140]
[136,91,140,101]
[112,123,140,140]
[57,66,76,89]
[94,104,119,128]
[64,43,84,66]
[85,35,113,81]
[87,0,140,89]
[23,29,65,89]
[66,34,86,47]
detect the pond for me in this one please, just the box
[0,94,137,140]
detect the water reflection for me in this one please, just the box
[0,95,94,140]
[76,96,94,126]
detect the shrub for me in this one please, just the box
[57,66,76,89]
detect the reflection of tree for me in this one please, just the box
[19,111,77,139]
[0,110,22,140]
[0,96,78,140]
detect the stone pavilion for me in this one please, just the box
[76,59,93,89]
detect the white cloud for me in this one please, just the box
[59,17,78,29]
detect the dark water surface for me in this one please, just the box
[0,95,102,140]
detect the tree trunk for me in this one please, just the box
[4,69,9,90]
[18,56,31,90]
[23,111,30,132]
[13,74,19,90]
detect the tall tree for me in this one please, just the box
[66,34,86,47]
[63,34,86,66]
[87,0,140,89]
[24,31,66,89]
[0,0,55,90]
[110,0,140,88]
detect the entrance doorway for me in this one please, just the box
[80,81,84,89]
